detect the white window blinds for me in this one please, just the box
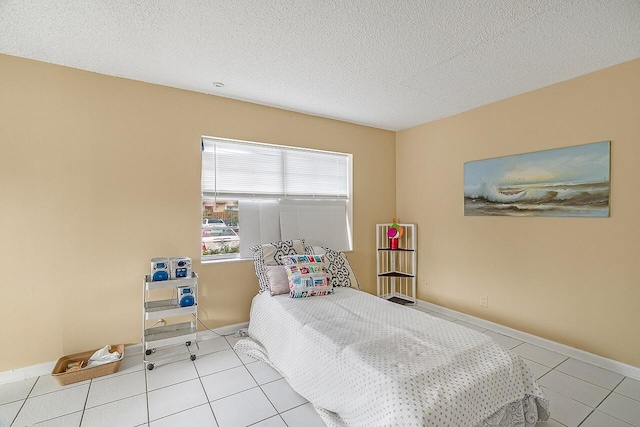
[284,149,349,198]
[202,137,349,199]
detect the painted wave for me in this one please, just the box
[464,181,609,217]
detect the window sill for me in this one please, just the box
[200,256,253,266]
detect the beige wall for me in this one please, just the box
[0,54,396,372]
[396,59,640,368]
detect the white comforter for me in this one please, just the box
[235,288,549,427]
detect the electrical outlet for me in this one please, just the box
[480,296,488,308]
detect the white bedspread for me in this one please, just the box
[235,288,549,427]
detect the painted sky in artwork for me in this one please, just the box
[464,141,610,189]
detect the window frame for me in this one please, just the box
[201,136,353,263]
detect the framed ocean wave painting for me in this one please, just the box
[464,141,610,217]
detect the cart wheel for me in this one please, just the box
[147,363,154,371]
[185,341,191,346]
[190,354,196,361]
[145,349,153,356]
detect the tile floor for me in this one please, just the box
[1,305,639,427]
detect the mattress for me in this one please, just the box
[235,287,549,426]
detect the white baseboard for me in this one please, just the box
[0,361,56,386]
[0,321,250,386]
[415,299,640,381]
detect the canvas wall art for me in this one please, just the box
[464,141,610,217]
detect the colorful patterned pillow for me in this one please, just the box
[281,254,327,266]
[251,239,306,293]
[281,254,333,298]
[306,246,360,289]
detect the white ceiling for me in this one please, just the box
[1,1,639,131]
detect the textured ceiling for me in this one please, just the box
[1,1,639,131]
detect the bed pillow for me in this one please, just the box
[281,254,333,298]
[264,265,290,296]
[251,239,306,293]
[281,254,327,266]
[306,246,360,289]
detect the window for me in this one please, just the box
[201,136,353,262]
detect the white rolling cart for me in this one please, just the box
[376,223,417,304]
[142,272,198,370]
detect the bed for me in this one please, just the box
[235,241,549,426]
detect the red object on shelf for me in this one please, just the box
[390,238,398,250]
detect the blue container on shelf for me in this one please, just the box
[150,257,170,282]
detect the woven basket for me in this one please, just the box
[51,344,125,386]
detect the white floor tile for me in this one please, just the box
[81,393,148,427]
[225,335,243,347]
[12,384,89,427]
[30,374,90,398]
[512,343,567,368]
[280,402,326,427]
[452,320,487,332]
[225,333,256,365]
[598,392,640,426]
[251,415,287,427]
[235,349,259,365]
[246,361,283,385]
[581,410,635,427]
[146,359,198,391]
[541,387,592,427]
[144,345,190,368]
[149,403,218,427]
[615,377,640,402]
[210,387,277,427]
[0,377,36,405]
[100,352,144,379]
[194,349,242,377]
[555,358,624,390]
[0,400,23,426]
[523,359,552,379]
[261,378,307,412]
[483,330,523,349]
[538,370,609,408]
[201,366,257,401]
[249,415,287,426]
[32,411,82,426]
[86,370,146,408]
[225,332,250,348]
[147,378,208,421]
[196,337,232,356]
